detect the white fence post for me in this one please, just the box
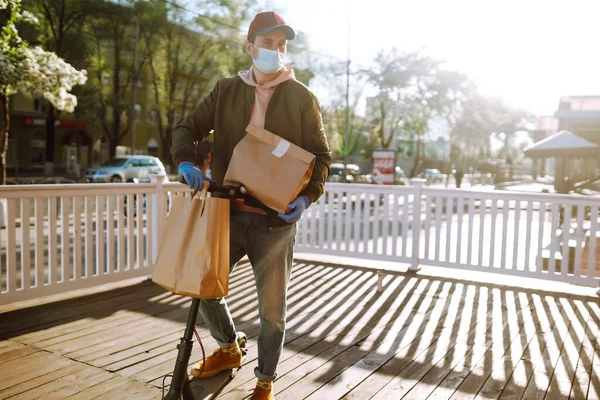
[150,174,166,265]
[410,179,426,272]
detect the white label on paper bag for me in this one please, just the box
[272,139,290,158]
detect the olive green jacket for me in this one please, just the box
[171,75,332,226]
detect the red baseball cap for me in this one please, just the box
[247,12,295,41]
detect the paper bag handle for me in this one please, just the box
[191,180,210,201]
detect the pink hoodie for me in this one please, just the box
[238,66,296,129]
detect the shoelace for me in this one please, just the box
[220,343,241,355]
[255,381,272,392]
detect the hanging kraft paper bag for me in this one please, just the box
[224,124,316,213]
[152,185,230,299]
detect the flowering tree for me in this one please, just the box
[0,0,86,184]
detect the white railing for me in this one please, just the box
[1,177,599,305]
[297,180,600,289]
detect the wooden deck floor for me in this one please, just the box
[1,260,599,400]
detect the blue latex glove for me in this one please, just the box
[178,162,205,191]
[278,196,311,224]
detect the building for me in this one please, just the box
[554,96,600,144]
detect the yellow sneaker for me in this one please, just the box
[190,342,242,378]
[250,380,274,400]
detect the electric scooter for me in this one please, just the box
[161,179,263,400]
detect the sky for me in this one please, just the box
[255,0,600,116]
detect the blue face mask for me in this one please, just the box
[252,45,285,74]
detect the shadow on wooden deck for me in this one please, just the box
[1,260,599,399]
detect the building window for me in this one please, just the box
[149,109,160,124]
[34,97,48,113]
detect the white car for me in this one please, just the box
[85,156,168,183]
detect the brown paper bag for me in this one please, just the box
[152,188,230,299]
[224,124,316,213]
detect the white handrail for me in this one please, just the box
[1,176,599,305]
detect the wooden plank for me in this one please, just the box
[543,300,593,399]
[0,351,72,391]
[307,281,483,400]
[478,198,486,267]
[548,203,560,274]
[567,303,599,400]
[524,201,533,271]
[489,199,497,268]
[445,197,452,263]
[512,294,577,399]
[0,342,38,365]
[512,200,521,270]
[12,365,111,400]
[34,197,44,288]
[48,197,58,284]
[0,362,84,398]
[127,193,135,270]
[456,197,464,264]
[73,196,82,281]
[217,271,403,399]
[6,198,16,294]
[275,279,455,400]
[60,197,70,282]
[124,265,342,381]
[327,190,334,250]
[345,190,353,252]
[0,284,168,337]
[136,193,144,268]
[573,205,584,278]
[96,195,105,275]
[500,199,509,270]
[85,196,93,277]
[140,267,364,384]
[560,204,572,275]
[107,195,115,273]
[381,192,389,255]
[64,376,131,400]
[535,202,545,272]
[423,195,432,260]
[588,207,599,282]
[91,378,161,400]
[467,198,475,265]
[390,193,398,257]
[20,198,31,291]
[399,290,535,400]
[374,193,382,254]
[435,196,442,261]
[117,194,125,271]
[586,322,600,400]
[336,192,343,251]
[425,290,537,400]
[401,194,409,258]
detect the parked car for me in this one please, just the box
[395,166,407,184]
[327,163,371,184]
[84,155,167,183]
[420,168,444,183]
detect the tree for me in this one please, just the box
[0,0,86,184]
[451,93,532,168]
[366,48,470,176]
[144,2,218,165]
[23,0,97,173]
[86,0,141,158]
[142,0,256,165]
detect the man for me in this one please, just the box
[170,11,331,400]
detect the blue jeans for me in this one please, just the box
[198,209,297,381]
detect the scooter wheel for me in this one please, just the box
[236,332,247,349]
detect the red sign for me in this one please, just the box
[371,150,396,185]
[23,116,88,129]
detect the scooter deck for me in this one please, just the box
[186,354,247,400]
